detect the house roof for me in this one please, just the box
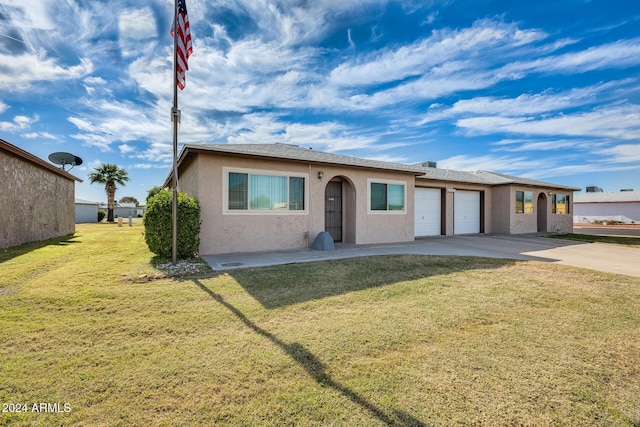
[166,142,577,191]
[1,138,82,182]
[416,167,580,191]
[574,191,640,203]
[179,143,427,174]
[165,143,426,186]
[75,198,99,205]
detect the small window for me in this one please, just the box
[552,194,569,214]
[524,192,533,214]
[371,183,388,211]
[228,172,248,210]
[515,191,524,214]
[516,191,533,214]
[289,177,305,211]
[370,182,405,212]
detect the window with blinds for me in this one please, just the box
[227,171,306,212]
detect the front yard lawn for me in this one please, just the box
[1,223,639,426]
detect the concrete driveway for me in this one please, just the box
[202,234,640,278]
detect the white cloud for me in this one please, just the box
[68,98,169,152]
[135,142,174,165]
[363,153,410,163]
[118,7,158,58]
[501,38,640,75]
[438,153,543,173]
[0,114,36,131]
[23,132,56,139]
[129,163,167,170]
[224,113,379,152]
[448,83,618,116]
[0,52,93,89]
[491,138,607,152]
[3,1,56,32]
[601,144,640,163]
[434,152,632,182]
[206,0,394,46]
[456,104,640,140]
[329,20,547,88]
[119,144,136,154]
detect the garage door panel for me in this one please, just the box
[415,188,441,236]
[454,190,480,234]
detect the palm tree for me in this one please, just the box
[89,164,130,222]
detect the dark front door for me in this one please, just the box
[537,193,547,232]
[325,181,342,242]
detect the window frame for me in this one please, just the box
[367,179,407,214]
[223,167,309,215]
[552,193,570,214]
[515,190,533,214]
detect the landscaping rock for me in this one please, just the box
[311,231,335,251]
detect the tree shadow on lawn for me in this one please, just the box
[227,254,519,309]
[0,233,80,263]
[192,278,430,427]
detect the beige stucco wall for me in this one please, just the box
[180,154,416,255]
[491,186,512,234]
[493,186,574,234]
[0,151,75,249]
[546,192,574,234]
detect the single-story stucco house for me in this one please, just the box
[1,138,81,249]
[165,143,579,255]
[573,191,640,224]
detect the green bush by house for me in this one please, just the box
[143,190,201,259]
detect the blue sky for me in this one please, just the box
[1,0,639,204]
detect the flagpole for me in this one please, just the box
[171,0,179,265]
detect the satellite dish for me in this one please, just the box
[48,152,83,171]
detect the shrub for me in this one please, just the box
[97,210,106,222]
[143,190,201,259]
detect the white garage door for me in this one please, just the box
[415,188,441,236]
[454,190,480,234]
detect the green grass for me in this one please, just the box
[2,223,640,426]
[548,233,640,247]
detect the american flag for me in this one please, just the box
[171,0,192,90]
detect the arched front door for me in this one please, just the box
[537,193,547,232]
[324,177,356,244]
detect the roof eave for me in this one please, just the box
[164,145,423,187]
[1,138,83,183]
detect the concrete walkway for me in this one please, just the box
[201,234,640,278]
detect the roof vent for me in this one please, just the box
[620,188,634,192]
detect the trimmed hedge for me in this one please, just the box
[143,190,201,259]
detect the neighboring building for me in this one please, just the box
[1,138,81,249]
[75,198,100,223]
[98,203,145,219]
[574,191,640,224]
[166,143,579,256]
